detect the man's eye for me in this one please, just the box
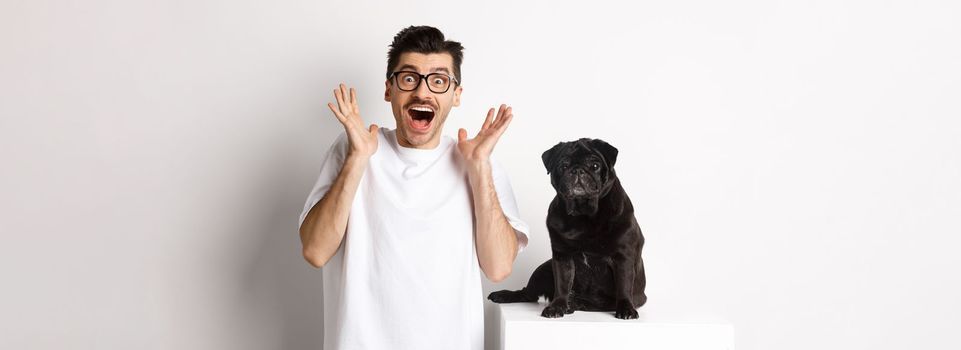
[432,78,444,85]
[403,76,416,83]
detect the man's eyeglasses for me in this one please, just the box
[389,71,459,93]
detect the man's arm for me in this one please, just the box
[456,104,518,282]
[300,83,378,268]
[467,161,519,283]
[300,154,369,268]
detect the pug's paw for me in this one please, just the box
[614,304,639,319]
[487,290,518,303]
[541,301,571,318]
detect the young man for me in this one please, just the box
[298,25,530,350]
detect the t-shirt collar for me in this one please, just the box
[389,128,451,161]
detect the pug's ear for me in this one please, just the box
[542,142,566,174]
[590,139,618,168]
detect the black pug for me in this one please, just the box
[488,138,647,319]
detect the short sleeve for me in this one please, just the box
[490,157,531,254]
[298,132,349,230]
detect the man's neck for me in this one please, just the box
[397,131,442,150]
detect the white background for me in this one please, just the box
[2,0,959,349]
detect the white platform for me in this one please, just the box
[494,301,735,350]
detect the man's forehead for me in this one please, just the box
[396,52,454,73]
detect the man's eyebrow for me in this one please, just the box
[397,64,451,74]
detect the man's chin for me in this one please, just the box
[398,126,437,148]
[398,116,445,148]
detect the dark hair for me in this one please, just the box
[386,25,464,85]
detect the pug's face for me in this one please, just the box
[542,138,619,216]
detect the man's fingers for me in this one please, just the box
[350,87,359,111]
[458,128,468,142]
[337,86,353,116]
[491,105,509,130]
[490,110,513,141]
[333,88,346,115]
[340,84,349,104]
[327,102,346,123]
[369,123,379,135]
[482,108,495,131]
[494,104,507,128]
[498,106,512,129]
[498,112,513,134]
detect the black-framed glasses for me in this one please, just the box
[389,71,459,93]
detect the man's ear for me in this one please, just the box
[541,142,566,174]
[589,139,618,168]
[453,85,462,107]
[384,79,391,102]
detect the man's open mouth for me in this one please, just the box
[407,105,435,132]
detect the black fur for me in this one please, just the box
[488,138,647,319]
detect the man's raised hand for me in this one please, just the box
[328,83,379,158]
[457,104,513,165]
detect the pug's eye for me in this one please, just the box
[591,163,600,171]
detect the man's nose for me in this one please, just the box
[413,78,433,98]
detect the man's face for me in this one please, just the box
[384,52,462,149]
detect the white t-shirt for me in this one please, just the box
[298,127,530,350]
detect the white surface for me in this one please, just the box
[2,1,959,350]
[496,302,734,350]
